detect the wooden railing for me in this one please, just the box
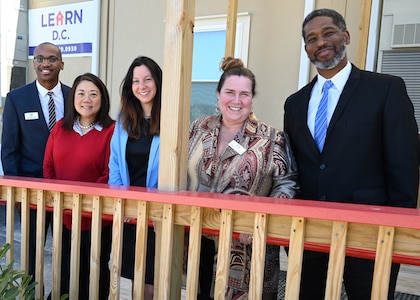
[1,175,420,300]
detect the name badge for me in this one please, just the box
[24,112,39,120]
[228,140,246,155]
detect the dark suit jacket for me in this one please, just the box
[1,81,71,178]
[284,64,420,208]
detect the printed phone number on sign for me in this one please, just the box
[59,45,78,54]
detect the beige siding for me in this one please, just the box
[28,1,363,129]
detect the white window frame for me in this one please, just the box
[194,12,251,79]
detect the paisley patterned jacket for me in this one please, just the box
[187,114,299,198]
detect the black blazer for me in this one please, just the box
[1,81,71,178]
[284,64,420,208]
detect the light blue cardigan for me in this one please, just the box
[108,120,159,188]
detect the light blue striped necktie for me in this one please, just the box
[314,80,333,151]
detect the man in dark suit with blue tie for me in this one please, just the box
[1,42,71,282]
[284,8,420,300]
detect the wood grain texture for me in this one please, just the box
[89,195,102,300]
[325,221,347,300]
[69,194,82,300]
[285,217,305,300]
[225,0,238,57]
[186,206,203,299]
[35,190,46,299]
[1,177,420,298]
[52,192,64,299]
[249,213,267,299]
[133,201,148,299]
[372,226,395,299]
[214,209,233,299]
[355,0,373,68]
[109,198,124,300]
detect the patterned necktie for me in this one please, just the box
[314,80,333,151]
[47,91,56,132]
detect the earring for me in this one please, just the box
[215,100,220,113]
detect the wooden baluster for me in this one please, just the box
[89,195,102,299]
[20,188,30,273]
[159,203,176,299]
[285,216,305,300]
[325,221,348,300]
[69,193,82,300]
[109,198,124,299]
[214,209,233,299]
[52,191,64,299]
[133,200,149,298]
[186,206,203,298]
[249,213,267,299]
[35,190,46,299]
[5,186,15,265]
[371,225,395,299]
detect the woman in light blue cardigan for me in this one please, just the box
[108,56,162,300]
[108,121,159,187]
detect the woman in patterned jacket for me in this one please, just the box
[187,57,299,299]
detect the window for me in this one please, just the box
[190,13,250,122]
[379,50,420,132]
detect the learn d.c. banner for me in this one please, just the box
[28,0,99,58]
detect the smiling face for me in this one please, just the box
[132,65,156,116]
[303,16,350,75]
[33,43,64,90]
[217,75,253,127]
[74,80,101,125]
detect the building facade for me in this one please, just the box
[1,0,419,131]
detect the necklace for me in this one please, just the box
[77,117,95,129]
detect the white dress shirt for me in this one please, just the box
[36,80,65,126]
[307,61,352,137]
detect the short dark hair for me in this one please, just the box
[62,73,114,130]
[34,42,63,60]
[302,8,347,40]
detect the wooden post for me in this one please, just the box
[225,0,238,57]
[355,0,373,69]
[158,0,195,298]
[159,0,195,192]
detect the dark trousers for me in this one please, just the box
[28,208,53,279]
[121,224,156,284]
[198,236,216,300]
[60,224,112,299]
[299,250,400,300]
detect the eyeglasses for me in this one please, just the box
[34,56,61,64]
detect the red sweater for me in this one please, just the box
[43,120,115,230]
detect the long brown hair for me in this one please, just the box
[119,56,162,139]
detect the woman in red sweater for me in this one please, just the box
[43,73,115,299]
